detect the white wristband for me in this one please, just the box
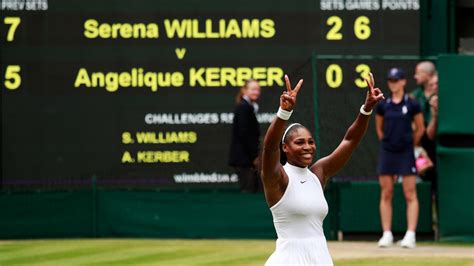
[360,105,373,115]
[277,107,293,120]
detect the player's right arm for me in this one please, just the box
[262,75,302,207]
[310,73,384,186]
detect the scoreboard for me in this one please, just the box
[1,0,420,189]
[314,57,420,180]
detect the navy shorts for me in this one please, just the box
[377,147,417,176]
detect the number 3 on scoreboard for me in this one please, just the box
[325,64,371,89]
[355,64,371,88]
[4,17,21,42]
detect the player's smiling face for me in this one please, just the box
[283,127,316,168]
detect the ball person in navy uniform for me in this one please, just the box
[375,68,425,248]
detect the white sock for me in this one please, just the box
[405,230,416,238]
[383,231,393,237]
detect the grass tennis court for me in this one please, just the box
[1,239,473,265]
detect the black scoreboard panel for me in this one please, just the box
[314,57,419,180]
[0,1,420,54]
[1,0,420,189]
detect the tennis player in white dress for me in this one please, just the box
[262,74,384,265]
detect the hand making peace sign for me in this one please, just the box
[281,73,383,113]
[280,75,303,111]
[363,72,385,111]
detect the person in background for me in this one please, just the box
[412,61,437,161]
[422,74,439,196]
[426,74,438,141]
[376,68,425,249]
[413,61,437,123]
[229,79,262,193]
[413,61,438,194]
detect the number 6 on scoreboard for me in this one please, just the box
[325,16,371,41]
[354,16,371,40]
[4,17,21,42]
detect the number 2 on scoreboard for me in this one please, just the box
[326,16,371,41]
[326,16,343,40]
[4,17,21,42]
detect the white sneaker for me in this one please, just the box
[378,232,394,247]
[400,234,416,248]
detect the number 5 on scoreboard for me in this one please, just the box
[4,17,21,42]
[4,65,21,90]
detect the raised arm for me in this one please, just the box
[261,75,303,205]
[310,73,384,185]
[262,75,303,187]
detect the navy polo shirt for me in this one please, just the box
[376,94,421,152]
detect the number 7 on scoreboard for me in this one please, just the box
[4,17,21,42]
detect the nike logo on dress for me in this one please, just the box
[300,180,307,184]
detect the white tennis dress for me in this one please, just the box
[265,163,333,266]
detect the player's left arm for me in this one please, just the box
[310,73,384,185]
